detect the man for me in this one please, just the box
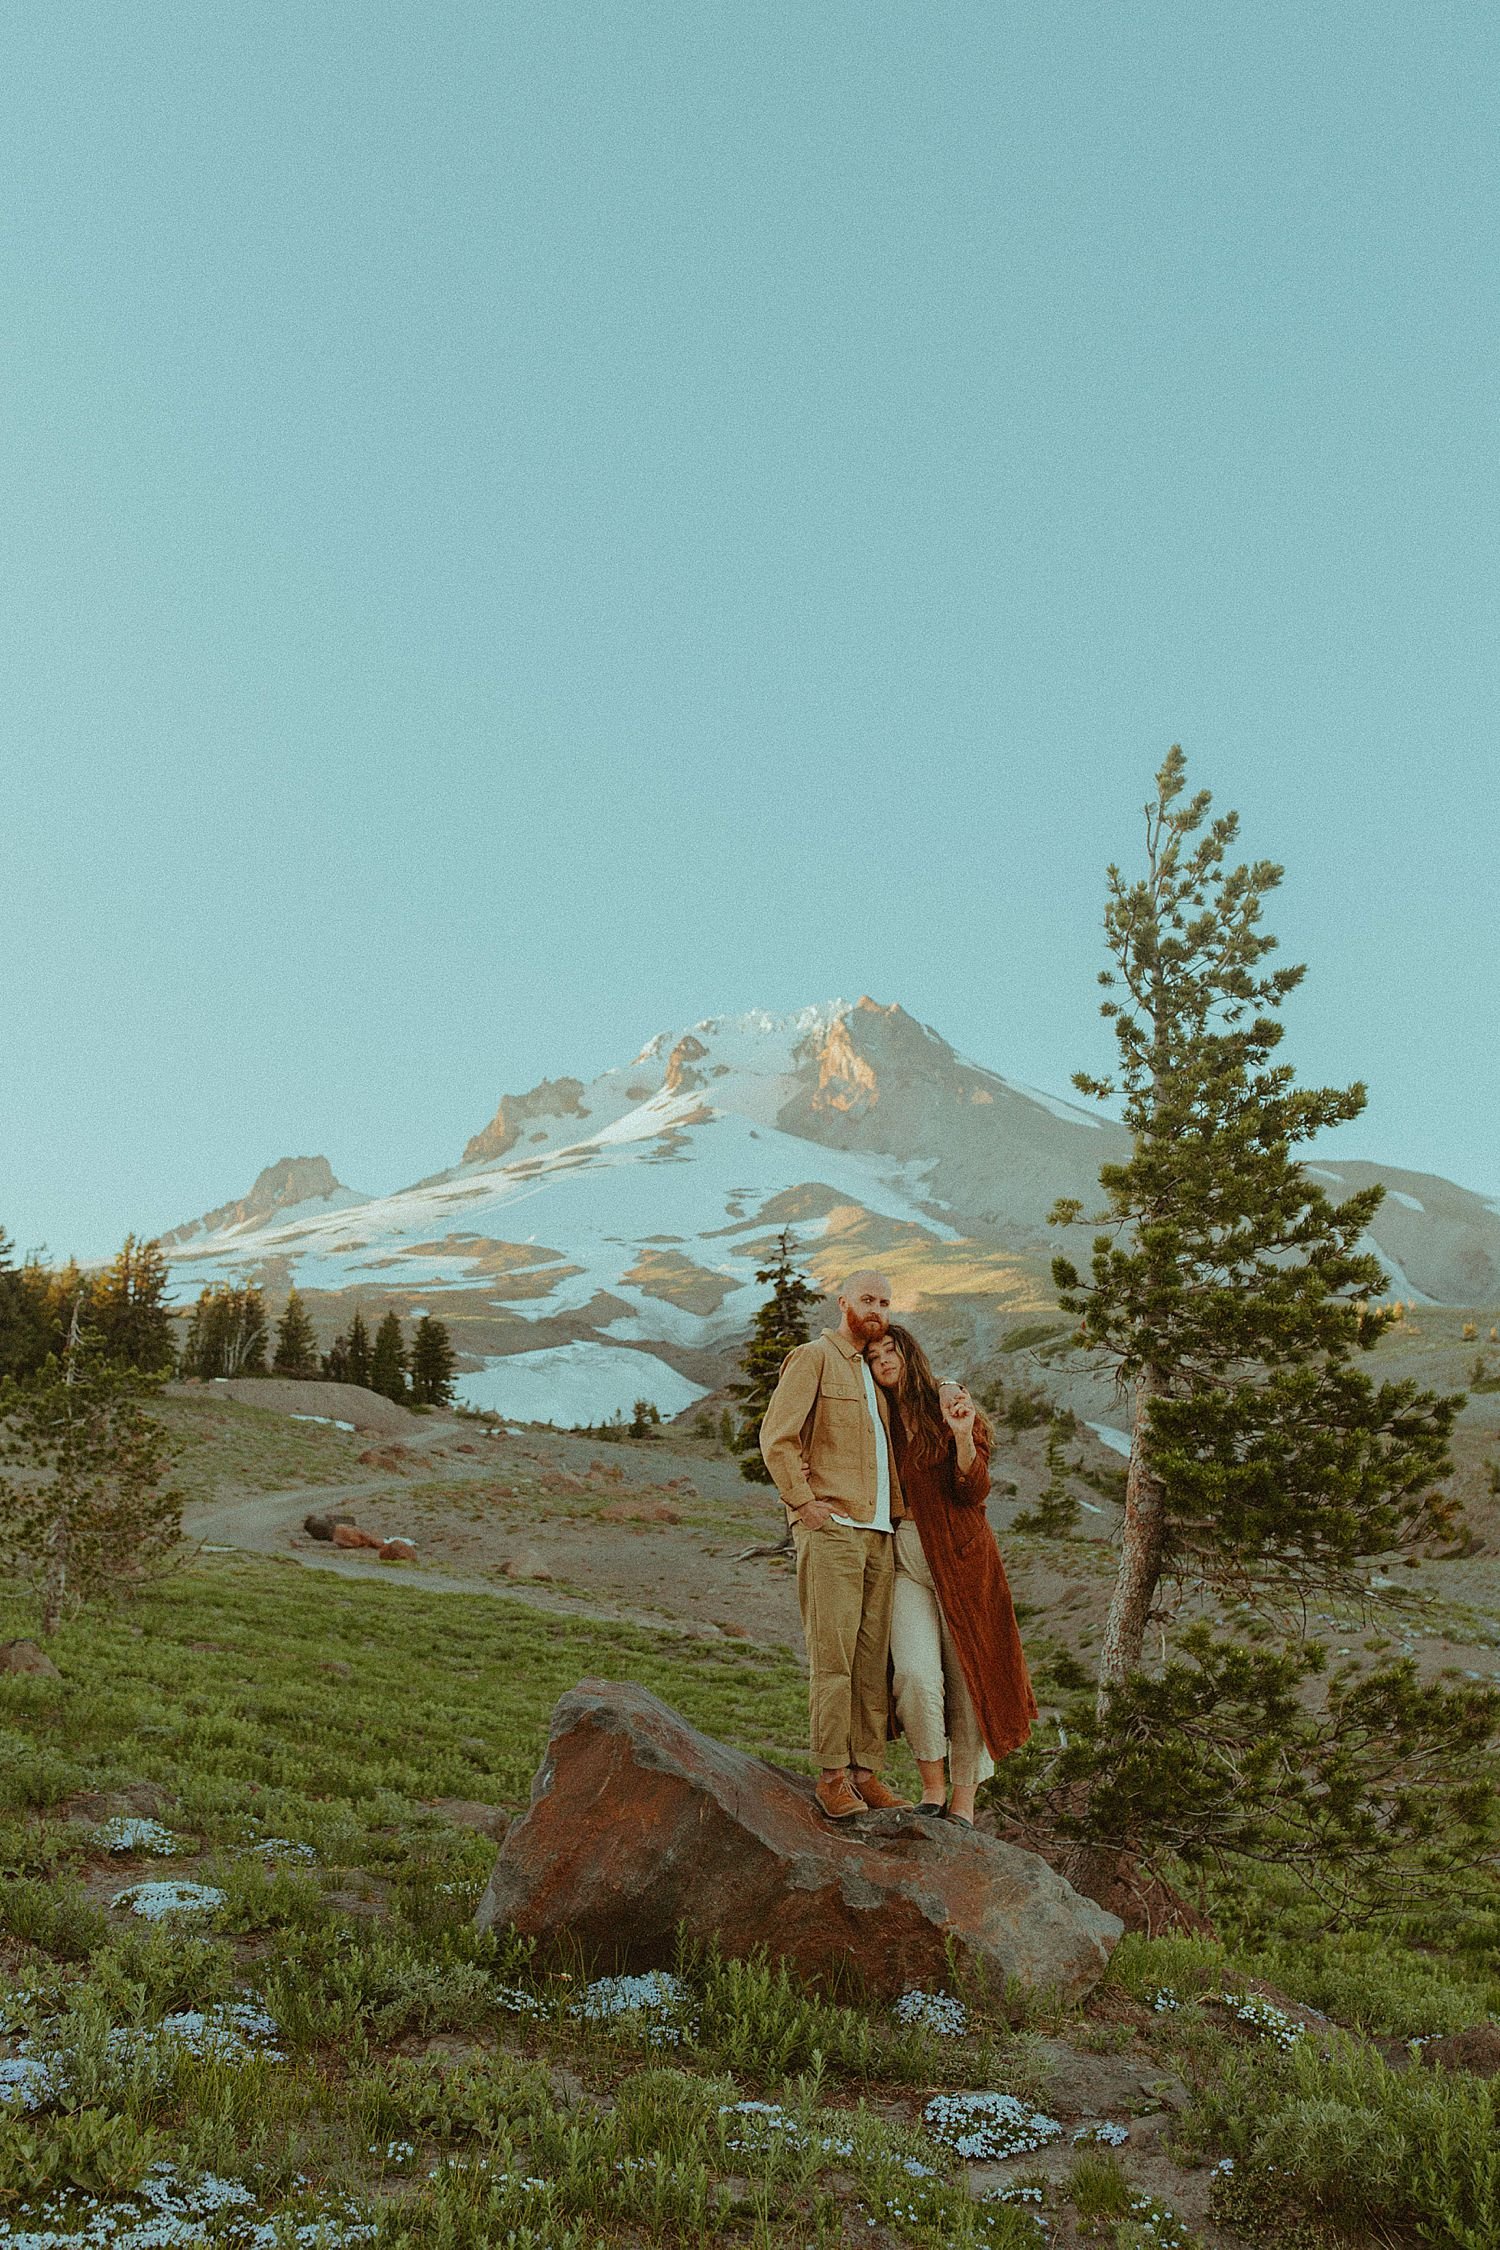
[759,1269,909,1820]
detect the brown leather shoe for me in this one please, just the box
[849,1773,909,1812]
[814,1772,867,1820]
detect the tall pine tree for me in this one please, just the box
[344,1310,372,1390]
[729,1230,822,1485]
[409,1316,456,1407]
[1051,749,1459,1704]
[179,1284,268,1378]
[370,1310,408,1403]
[272,1288,319,1377]
[91,1236,175,1374]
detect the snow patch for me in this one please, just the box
[1387,1190,1425,1213]
[454,1343,707,1426]
[1087,1421,1132,1459]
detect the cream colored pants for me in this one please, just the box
[890,1519,994,1789]
[791,1519,894,1770]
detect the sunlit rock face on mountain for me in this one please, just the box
[159,999,1500,1425]
[161,1156,369,1248]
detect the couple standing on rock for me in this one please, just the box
[760,1271,1037,1825]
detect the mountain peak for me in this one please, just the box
[161,1155,367,1248]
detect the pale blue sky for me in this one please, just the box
[3,3,1496,1259]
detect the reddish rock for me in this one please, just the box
[332,1523,383,1551]
[500,1549,553,1582]
[304,1510,357,1541]
[599,1498,682,1525]
[358,1444,415,1474]
[0,1639,60,1677]
[378,1538,418,1563]
[475,1679,1120,2000]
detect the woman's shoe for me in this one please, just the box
[914,1799,947,1818]
[943,1809,974,1828]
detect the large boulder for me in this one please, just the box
[475,1680,1121,2000]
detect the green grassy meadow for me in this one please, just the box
[2,1404,1499,2246]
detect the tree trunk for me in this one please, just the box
[1096,1366,1168,1716]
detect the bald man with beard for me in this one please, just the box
[759,1270,910,1820]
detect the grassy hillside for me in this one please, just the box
[1,1554,1498,2248]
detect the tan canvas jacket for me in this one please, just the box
[759,1327,906,1528]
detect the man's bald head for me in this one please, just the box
[838,1271,892,1347]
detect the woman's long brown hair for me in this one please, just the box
[879,1322,989,1470]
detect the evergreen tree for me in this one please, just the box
[321,1332,351,1385]
[179,1284,269,1378]
[1051,750,1459,1705]
[272,1287,320,1377]
[370,1310,408,1403]
[0,1230,50,1382]
[1022,750,1479,1916]
[0,1336,181,1634]
[90,1235,175,1374]
[409,1316,456,1407]
[345,1310,372,1390]
[728,1230,822,1485]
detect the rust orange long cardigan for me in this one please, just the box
[892,1416,1038,1761]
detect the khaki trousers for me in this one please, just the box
[890,1519,994,1790]
[792,1520,894,1770]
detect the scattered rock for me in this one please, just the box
[664,1477,699,1496]
[1422,2023,1500,2077]
[357,1444,416,1474]
[303,1510,357,1542]
[716,1622,750,1639]
[475,1680,1121,2000]
[599,1499,682,1524]
[500,1549,554,1582]
[1031,2038,1175,2118]
[332,1524,384,1551]
[454,1444,479,1455]
[589,1461,626,1484]
[378,1539,418,1563]
[0,1640,59,1677]
[541,1471,588,1495]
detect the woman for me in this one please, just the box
[866,1324,1037,1824]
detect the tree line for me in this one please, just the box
[0,1233,456,1408]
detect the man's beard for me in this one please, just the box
[848,1310,887,1344]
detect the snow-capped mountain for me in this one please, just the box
[160,998,1500,1424]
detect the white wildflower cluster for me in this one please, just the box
[106,2001,284,2066]
[1125,2189,1194,2246]
[244,1839,317,1866]
[1218,1992,1304,2051]
[0,2055,60,2113]
[569,1971,696,2047]
[1146,1987,1180,2013]
[1213,2157,1235,2175]
[0,2162,374,2250]
[715,2101,854,2159]
[111,1881,226,1921]
[1072,2120,1130,2146]
[492,1985,545,2019]
[1,2000,283,2116]
[923,2090,1063,2162]
[95,1817,178,1856]
[892,1988,969,2037]
[983,2182,1044,2203]
[366,2142,415,2167]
